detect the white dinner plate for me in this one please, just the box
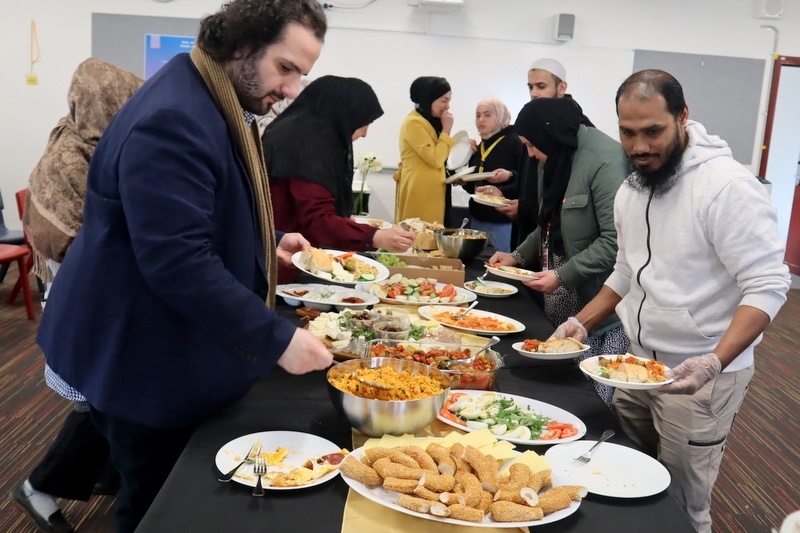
[447,130,471,169]
[276,283,379,311]
[444,165,477,184]
[351,216,393,229]
[484,264,539,282]
[462,280,518,298]
[512,341,590,361]
[214,431,343,490]
[341,444,581,528]
[291,249,390,285]
[545,441,671,498]
[417,305,525,336]
[437,390,587,446]
[362,281,476,306]
[470,194,510,208]
[461,171,497,182]
[579,355,674,390]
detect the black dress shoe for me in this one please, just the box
[9,485,75,533]
[92,481,119,496]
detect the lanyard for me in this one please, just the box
[542,222,551,271]
[478,136,505,172]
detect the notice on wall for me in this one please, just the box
[144,34,195,79]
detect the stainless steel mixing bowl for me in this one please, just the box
[326,357,451,437]
[434,228,488,261]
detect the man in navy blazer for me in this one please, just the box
[36,1,331,531]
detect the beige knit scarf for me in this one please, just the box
[190,47,277,308]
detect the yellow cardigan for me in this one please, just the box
[394,110,454,224]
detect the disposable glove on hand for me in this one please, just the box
[658,353,722,395]
[550,317,588,342]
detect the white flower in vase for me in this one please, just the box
[353,151,382,215]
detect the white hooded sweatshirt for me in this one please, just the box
[605,120,790,372]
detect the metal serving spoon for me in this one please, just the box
[445,336,501,369]
[346,368,396,390]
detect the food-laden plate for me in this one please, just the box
[463,280,518,298]
[512,339,590,361]
[417,305,525,336]
[361,275,476,306]
[291,249,390,285]
[351,216,393,229]
[437,390,587,445]
[340,444,582,528]
[447,130,471,169]
[444,165,477,184]
[579,355,673,390]
[214,431,345,490]
[276,283,379,311]
[545,441,671,498]
[470,193,510,207]
[485,264,539,282]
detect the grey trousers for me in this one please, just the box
[612,365,754,533]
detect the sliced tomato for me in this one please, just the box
[560,427,579,438]
[442,392,466,410]
[540,429,562,440]
[547,421,572,430]
[438,408,463,425]
[438,284,455,298]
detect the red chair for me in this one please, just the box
[15,189,34,276]
[0,244,35,320]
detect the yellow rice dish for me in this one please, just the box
[328,366,446,401]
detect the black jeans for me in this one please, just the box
[29,404,111,500]
[89,406,194,533]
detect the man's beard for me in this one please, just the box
[228,51,283,116]
[625,129,685,197]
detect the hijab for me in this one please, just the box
[24,58,143,280]
[263,75,383,217]
[476,98,511,140]
[514,97,583,253]
[409,76,450,135]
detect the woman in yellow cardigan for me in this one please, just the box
[394,76,454,224]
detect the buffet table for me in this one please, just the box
[135,256,695,533]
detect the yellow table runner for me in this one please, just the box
[340,419,529,533]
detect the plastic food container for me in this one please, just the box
[362,339,504,391]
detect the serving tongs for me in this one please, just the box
[400,221,428,260]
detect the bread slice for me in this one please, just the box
[622,363,648,383]
[607,366,628,382]
[539,338,583,353]
[415,231,437,250]
[304,248,332,273]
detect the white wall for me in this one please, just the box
[2,0,798,232]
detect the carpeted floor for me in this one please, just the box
[0,271,797,533]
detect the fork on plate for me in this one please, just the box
[573,429,615,464]
[218,442,261,482]
[252,456,267,497]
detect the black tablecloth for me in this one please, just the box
[136,256,695,533]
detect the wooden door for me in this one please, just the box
[760,56,800,275]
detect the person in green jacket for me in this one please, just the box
[483,98,628,405]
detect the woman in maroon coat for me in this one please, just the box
[263,75,413,283]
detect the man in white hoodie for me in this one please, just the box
[553,70,791,533]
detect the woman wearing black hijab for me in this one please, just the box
[264,76,414,283]
[394,76,454,224]
[484,98,629,405]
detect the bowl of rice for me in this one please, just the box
[326,357,451,437]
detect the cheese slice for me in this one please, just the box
[500,450,550,475]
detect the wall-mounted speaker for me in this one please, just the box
[554,13,575,42]
[758,0,784,19]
